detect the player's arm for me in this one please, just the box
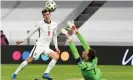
[23,26,39,41]
[69,40,98,70]
[69,40,89,70]
[67,21,90,51]
[53,27,60,53]
[76,32,91,51]
[16,23,40,45]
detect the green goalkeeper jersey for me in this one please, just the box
[78,57,102,80]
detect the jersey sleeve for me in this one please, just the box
[78,57,98,70]
[53,24,58,49]
[53,25,57,36]
[23,22,40,41]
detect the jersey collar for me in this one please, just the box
[44,20,51,24]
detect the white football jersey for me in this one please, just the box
[23,20,57,46]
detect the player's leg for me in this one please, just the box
[12,57,34,80]
[12,46,37,80]
[42,47,59,79]
[67,21,90,51]
[12,45,44,80]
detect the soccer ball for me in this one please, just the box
[44,1,57,12]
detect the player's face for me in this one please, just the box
[82,51,89,61]
[43,12,51,22]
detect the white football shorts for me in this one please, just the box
[29,45,54,59]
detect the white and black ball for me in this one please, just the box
[44,1,57,12]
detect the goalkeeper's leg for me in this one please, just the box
[67,21,90,51]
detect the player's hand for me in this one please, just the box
[66,20,75,28]
[55,48,60,54]
[16,40,23,45]
[67,20,78,34]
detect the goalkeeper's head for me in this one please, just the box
[42,9,51,23]
[82,49,96,62]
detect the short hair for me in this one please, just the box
[88,49,96,61]
[42,9,50,14]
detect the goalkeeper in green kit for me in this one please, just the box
[61,21,102,80]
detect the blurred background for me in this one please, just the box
[1,0,133,80]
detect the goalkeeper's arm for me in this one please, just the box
[76,32,91,51]
[68,39,97,70]
[69,40,88,70]
[67,21,90,51]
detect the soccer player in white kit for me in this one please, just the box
[12,9,60,80]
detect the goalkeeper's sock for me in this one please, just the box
[14,60,28,75]
[44,59,57,73]
[75,32,90,51]
[69,40,80,59]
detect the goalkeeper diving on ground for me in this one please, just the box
[61,21,102,80]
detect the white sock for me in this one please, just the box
[14,61,28,75]
[45,59,57,73]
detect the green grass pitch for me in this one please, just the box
[1,64,133,80]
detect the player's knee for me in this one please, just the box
[26,57,33,63]
[53,53,59,60]
[49,52,59,60]
[55,53,59,60]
